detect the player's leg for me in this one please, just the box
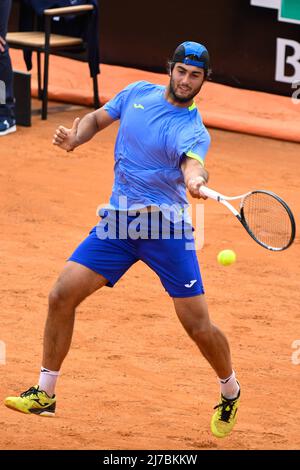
[173,294,232,378]
[4,261,108,417]
[43,260,108,372]
[5,222,138,416]
[172,295,240,438]
[139,226,240,438]
[140,233,234,377]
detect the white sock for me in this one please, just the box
[38,367,60,397]
[219,370,240,399]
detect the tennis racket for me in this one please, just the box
[200,186,296,251]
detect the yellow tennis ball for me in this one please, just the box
[217,249,236,266]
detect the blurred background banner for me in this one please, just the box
[9,0,300,96]
[99,0,300,96]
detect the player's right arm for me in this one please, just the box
[52,107,115,152]
[53,81,144,152]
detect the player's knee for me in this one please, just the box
[48,285,75,311]
[190,320,212,343]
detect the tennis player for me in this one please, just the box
[5,41,240,438]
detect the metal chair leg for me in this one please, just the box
[93,75,100,109]
[42,50,49,120]
[42,17,51,120]
[37,51,42,100]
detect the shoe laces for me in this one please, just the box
[20,386,40,398]
[214,395,238,423]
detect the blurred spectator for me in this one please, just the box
[0,0,16,136]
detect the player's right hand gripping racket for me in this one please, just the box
[200,186,296,251]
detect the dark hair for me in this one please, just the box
[168,41,212,79]
[166,59,212,80]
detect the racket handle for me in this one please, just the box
[200,186,222,201]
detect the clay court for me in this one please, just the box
[0,53,300,450]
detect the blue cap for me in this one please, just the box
[172,41,210,73]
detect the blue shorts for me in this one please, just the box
[68,211,204,298]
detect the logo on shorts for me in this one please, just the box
[250,1,300,24]
[184,279,197,288]
[133,103,144,109]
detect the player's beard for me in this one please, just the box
[169,76,203,103]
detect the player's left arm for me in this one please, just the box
[181,156,209,199]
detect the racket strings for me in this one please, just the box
[241,192,293,249]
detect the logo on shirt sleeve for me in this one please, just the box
[133,103,145,109]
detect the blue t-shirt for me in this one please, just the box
[103,80,210,213]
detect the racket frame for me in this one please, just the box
[200,186,296,251]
